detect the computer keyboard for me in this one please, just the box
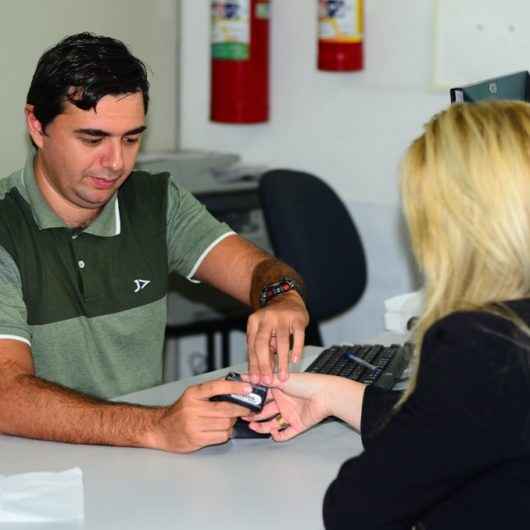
[305,342,413,390]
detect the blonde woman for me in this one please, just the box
[246,101,530,529]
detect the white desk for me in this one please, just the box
[0,337,404,530]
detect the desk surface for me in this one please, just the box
[0,336,403,530]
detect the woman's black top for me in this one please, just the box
[323,302,530,529]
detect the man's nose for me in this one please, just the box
[102,139,124,173]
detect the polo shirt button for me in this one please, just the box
[78,260,86,270]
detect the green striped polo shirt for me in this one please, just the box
[0,157,233,398]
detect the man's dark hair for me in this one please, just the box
[26,32,150,129]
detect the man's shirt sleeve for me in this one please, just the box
[166,177,235,281]
[0,245,30,345]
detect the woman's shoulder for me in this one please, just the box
[417,301,530,439]
[424,300,530,352]
[419,301,530,396]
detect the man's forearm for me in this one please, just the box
[0,373,163,448]
[249,257,306,309]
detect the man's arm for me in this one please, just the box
[194,235,309,384]
[0,339,251,452]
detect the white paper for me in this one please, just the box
[384,290,423,313]
[384,290,424,334]
[0,467,84,523]
[384,311,411,335]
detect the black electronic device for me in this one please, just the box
[450,71,530,104]
[210,372,268,413]
[305,342,413,389]
[232,418,270,439]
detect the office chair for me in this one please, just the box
[258,169,367,346]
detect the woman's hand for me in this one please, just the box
[242,373,366,442]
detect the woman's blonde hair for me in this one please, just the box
[400,100,530,400]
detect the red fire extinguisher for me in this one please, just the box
[318,0,364,71]
[210,0,270,123]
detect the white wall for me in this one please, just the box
[0,0,178,178]
[180,1,448,205]
[434,0,530,89]
[180,1,449,343]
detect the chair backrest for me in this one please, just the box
[258,169,367,322]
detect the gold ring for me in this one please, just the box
[275,414,290,430]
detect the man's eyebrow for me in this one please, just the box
[74,126,147,137]
[124,126,147,136]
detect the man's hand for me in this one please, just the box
[146,379,252,453]
[193,237,308,385]
[246,290,309,385]
[0,342,252,453]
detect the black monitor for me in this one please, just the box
[450,71,530,103]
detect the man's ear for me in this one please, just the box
[25,105,45,149]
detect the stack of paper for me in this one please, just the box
[0,467,84,523]
[384,290,424,335]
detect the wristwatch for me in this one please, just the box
[259,277,305,308]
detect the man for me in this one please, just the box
[0,33,308,453]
